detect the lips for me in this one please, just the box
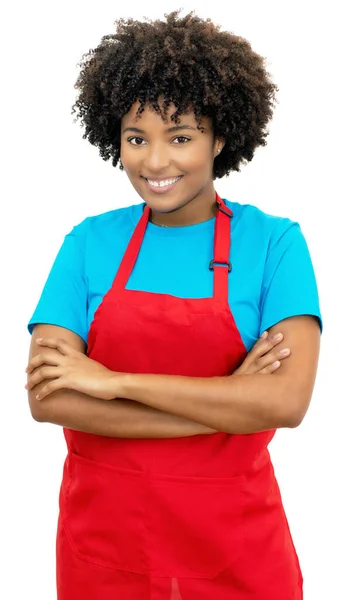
[145,176,182,187]
[143,176,183,194]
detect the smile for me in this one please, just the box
[143,176,183,193]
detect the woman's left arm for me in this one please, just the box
[118,315,321,434]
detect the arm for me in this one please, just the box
[118,316,321,434]
[27,325,216,438]
[27,323,289,437]
[34,393,217,439]
[117,221,323,434]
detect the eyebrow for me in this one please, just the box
[122,125,199,134]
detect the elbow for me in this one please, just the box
[281,395,310,429]
[28,393,47,423]
[31,409,46,423]
[283,412,304,429]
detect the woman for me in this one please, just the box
[26,10,322,600]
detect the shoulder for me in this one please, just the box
[67,202,144,245]
[224,199,302,248]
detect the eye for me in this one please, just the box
[127,136,146,146]
[173,136,191,144]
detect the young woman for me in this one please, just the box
[26,10,322,600]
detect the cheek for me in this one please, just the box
[120,142,214,176]
[181,140,214,165]
[182,150,214,175]
[120,143,129,163]
[120,146,138,174]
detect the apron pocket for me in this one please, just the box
[147,472,246,579]
[61,451,148,574]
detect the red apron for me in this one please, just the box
[56,194,303,599]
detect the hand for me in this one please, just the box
[25,337,120,401]
[233,331,290,376]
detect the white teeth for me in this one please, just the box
[147,177,181,188]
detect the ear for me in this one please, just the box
[214,138,225,156]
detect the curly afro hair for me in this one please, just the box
[71,9,278,179]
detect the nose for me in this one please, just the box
[142,143,170,173]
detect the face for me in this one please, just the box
[120,101,223,217]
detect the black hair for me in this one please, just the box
[72,9,278,178]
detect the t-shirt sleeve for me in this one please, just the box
[259,220,323,336]
[27,221,88,342]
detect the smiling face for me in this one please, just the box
[120,101,223,225]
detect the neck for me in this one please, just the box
[150,188,218,227]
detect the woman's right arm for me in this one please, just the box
[27,324,217,438]
[34,391,216,438]
[27,324,287,438]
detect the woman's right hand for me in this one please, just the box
[233,331,291,376]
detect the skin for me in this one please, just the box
[120,101,225,226]
[26,316,319,435]
[26,102,321,436]
[118,316,319,432]
[26,324,290,437]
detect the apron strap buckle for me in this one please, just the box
[209,259,232,273]
[216,201,233,218]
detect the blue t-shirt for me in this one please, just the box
[28,199,323,352]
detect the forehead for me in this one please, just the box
[122,101,211,130]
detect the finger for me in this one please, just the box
[252,333,284,359]
[25,366,62,390]
[254,347,291,371]
[253,331,269,349]
[26,352,62,374]
[36,378,66,401]
[259,361,281,374]
[238,331,271,370]
[241,346,290,375]
[35,337,74,356]
[234,332,285,375]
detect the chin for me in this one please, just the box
[135,188,184,211]
[131,174,191,213]
[144,197,188,214]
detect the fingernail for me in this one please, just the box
[260,331,268,339]
[273,333,283,341]
[280,348,290,356]
[36,338,43,343]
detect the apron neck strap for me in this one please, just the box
[210,193,233,303]
[114,193,233,303]
[113,204,151,291]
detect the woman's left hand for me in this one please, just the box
[25,337,120,401]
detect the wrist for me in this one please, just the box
[110,371,133,400]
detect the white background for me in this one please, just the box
[1,1,348,598]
